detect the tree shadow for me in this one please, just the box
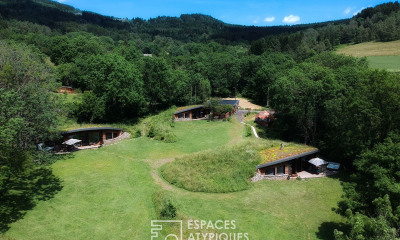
[0,167,63,233]
[316,222,349,240]
[325,172,351,182]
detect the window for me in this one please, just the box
[69,134,78,139]
[80,133,89,146]
[185,113,190,118]
[106,132,112,140]
[89,132,100,144]
[266,168,275,175]
[178,114,184,118]
[277,165,285,175]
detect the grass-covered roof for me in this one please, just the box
[259,145,318,165]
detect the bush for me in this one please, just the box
[160,200,177,219]
[245,125,252,137]
[134,129,142,138]
[140,107,178,142]
[152,191,177,219]
[216,104,233,114]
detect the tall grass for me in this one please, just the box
[161,139,280,193]
[132,107,178,142]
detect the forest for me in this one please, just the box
[1,0,400,238]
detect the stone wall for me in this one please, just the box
[103,131,131,145]
[251,173,290,182]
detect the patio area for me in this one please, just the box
[295,170,339,179]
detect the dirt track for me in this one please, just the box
[223,97,263,109]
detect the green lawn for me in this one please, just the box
[4,119,344,240]
[367,56,400,72]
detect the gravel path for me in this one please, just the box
[234,110,259,138]
[144,158,177,191]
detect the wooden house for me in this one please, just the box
[61,127,123,147]
[58,86,76,94]
[173,100,240,121]
[257,145,319,178]
[255,110,274,126]
[173,105,209,120]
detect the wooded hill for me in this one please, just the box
[1,0,399,45]
[0,0,347,42]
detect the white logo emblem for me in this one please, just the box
[151,220,183,240]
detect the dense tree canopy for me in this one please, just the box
[74,54,145,122]
[0,41,61,232]
[335,134,400,239]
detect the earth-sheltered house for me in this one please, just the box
[257,145,319,178]
[61,127,125,147]
[173,100,239,120]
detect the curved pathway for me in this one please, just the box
[235,110,259,138]
[144,158,177,192]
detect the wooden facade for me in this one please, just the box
[61,127,123,147]
[58,86,76,94]
[173,100,240,121]
[254,110,274,127]
[173,106,209,120]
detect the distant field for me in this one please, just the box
[367,56,400,72]
[336,40,400,57]
[336,40,400,72]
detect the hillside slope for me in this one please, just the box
[0,0,345,43]
[337,40,400,72]
[337,40,400,57]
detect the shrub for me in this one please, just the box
[245,125,252,137]
[134,129,142,138]
[216,104,233,114]
[141,107,178,142]
[163,132,177,143]
[152,191,177,219]
[160,200,177,219]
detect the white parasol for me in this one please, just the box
[308,157,328,167]
[62,139,82,146]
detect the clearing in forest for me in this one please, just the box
[223,97,264,110]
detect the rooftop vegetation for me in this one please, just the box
[176,105,203,111]
[260,145,318,164]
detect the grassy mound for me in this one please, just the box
[161,139,280,193]
[131,107,178,142]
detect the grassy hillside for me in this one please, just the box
[336,40,400,72]
[367,56,400,72]
[336,40,400,57]
[4,117,344,240]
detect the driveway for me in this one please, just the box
[235,110,249,123]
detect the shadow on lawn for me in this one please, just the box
[0,154,71,233]
[316,172,351,240]
[316,221,349,240]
